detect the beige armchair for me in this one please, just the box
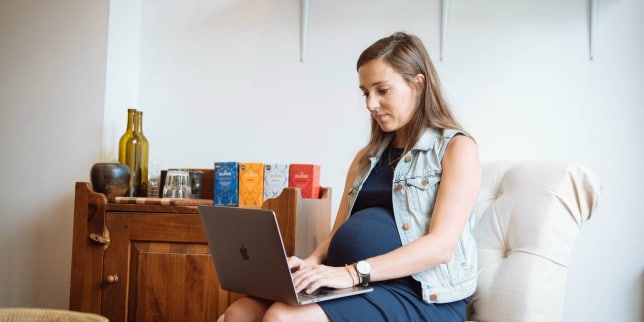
[467,161,601,322]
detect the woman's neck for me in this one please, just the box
[392,134,406,149]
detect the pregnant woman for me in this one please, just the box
[224,31,481,322]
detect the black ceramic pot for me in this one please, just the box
[90,162,131,200]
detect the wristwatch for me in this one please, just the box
[354,260,371,286]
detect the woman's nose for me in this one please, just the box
[365,95,379,111]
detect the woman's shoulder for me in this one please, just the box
[416,127,469,151]
[443,134,479,167]
[435,128,476,148]
[438,127,469,139]
[417,127,476,160]
[446,134,477,151]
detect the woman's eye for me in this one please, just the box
[379,88,390,95]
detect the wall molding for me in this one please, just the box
[299,1,599,62]
[441,0,451,61]
[301,0,311,62]
[589,0,599,60]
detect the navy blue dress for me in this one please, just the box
[318,145,467,322]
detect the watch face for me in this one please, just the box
[357,260,371,274]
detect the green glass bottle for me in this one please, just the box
[135,110,149,197]
[118,108,143,197]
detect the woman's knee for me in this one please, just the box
[263,302,328,322]
[262,303,292,322]
[224,297,270,322]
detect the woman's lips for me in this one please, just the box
[374,113,388,123]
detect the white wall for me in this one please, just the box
[125,1,644,321]
[1,0,642,321]
[102,0,142,162]
[0,0,109,308]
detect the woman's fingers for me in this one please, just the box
[292,265,353,293]
[287,256,303,272]
[292,264,318,292]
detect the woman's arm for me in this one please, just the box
[366,135,481,281]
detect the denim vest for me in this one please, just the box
[346,128,477,303]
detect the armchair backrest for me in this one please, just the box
[467,161,601,322]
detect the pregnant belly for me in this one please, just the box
[326,207,402,267]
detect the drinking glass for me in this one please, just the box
[162,169,192,198]
[189,170,203,199]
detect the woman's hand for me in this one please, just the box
[286,256,309,272]
[290,261,355,294]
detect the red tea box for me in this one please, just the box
[288,164,320,199]
[263,163,289,201]
[238,162,265,207]
[214,162,238,206]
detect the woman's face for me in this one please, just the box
[358,59,422,144]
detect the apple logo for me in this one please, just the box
[239,244,250,261]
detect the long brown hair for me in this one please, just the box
[355,32,470,168]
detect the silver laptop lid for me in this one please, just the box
[198,205,300,305]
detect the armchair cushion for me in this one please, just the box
[467,161,601,322]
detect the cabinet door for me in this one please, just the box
[101,212,227,322]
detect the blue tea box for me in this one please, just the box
[263,163,289,201]
[214,162,239,206]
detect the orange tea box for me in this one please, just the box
[288,163,320,199]
[239,162,265,207]
[263,163,289,201]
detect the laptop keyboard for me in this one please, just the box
[297,287,330,300]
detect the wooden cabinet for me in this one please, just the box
[69,179,331,322]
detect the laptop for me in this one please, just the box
[197,205,373,305]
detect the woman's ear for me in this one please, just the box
[414,74,426,89]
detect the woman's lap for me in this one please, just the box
[318,278,467,322]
